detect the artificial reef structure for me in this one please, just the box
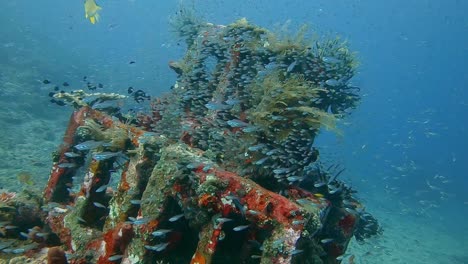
[0,11,380,264]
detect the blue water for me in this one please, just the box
[1,0,467,263]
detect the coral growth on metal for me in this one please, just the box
[0,10,381,264]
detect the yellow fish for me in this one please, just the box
[84,0,102,24]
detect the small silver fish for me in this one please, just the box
[271,115,287,121]
[145,242,169,252]
[74,140,103,151]
[320,238,334,244]
[227,119,249,128]
[205,102,231,111]
[35,232,49,238]
[265,149,279,156]
[287,60,297,72]
[216,217,233,224]
[233,225,250,231]
[247,210,259,215]
[314,182,326,188]
[108,255,123,261]
[168,213,184,222]
[287,176,304,182]
[290,249,303,255]
[248,144,266,151]
[322,56,342,64]
[273,168,289,174]
[344,208,358,215]
[93,151,123,161]
[95,185,108,193]
[58,163,77,168]
[292,220,305,225]
[224,98,240,105]
[93,202,107,209]
[242,125,259,133]
[130,199,142,205]
[64,152,82,158]
[132,217,151,225]
[152,229,172,237]
[329,187,342,194]
[254,157,268,165]
[12,248,25,254]
[325,79,341,87]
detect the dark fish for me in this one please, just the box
[62,82,70,87]
[129,61,136,64]
[83,76,87,80]
[54,86,59,91]
[87,82,96,90]
[128,87,134,94]
[98,83,103,88]
[43,79,51,84]
[228,196,245,217]
[132,89,150,103]
[48,92,55,97]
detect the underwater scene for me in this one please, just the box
[0,0,466,263]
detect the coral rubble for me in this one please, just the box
[0,11,381,264]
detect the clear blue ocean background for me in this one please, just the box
[1,0,467,263]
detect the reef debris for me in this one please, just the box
[0,11,381,264]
